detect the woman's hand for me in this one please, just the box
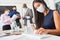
[35,28,48,34]
[32,26,35,31]
[16,14,21,19]
[22,16,25,19]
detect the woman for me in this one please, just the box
[33,0,60,35]
[1,8,12,30]
[1,8,18,30]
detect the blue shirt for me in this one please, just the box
[42,10,55,29]
[9,10,20,22]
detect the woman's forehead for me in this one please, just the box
[34,2,42,6]
[34,2,42,5]
[34,2,42,9]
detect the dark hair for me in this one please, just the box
[33,0,49,29]
[23,3,27,8]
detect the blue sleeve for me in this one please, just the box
[8,12,13,17]
[15,12,20,14]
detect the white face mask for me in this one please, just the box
[22,8,28,13]
[36,4,45,13]
[23,8,27,10]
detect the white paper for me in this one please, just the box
[11,14,18,22]
[15,34,41,40]
[15,33,53,40]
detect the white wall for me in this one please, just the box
[44,0,56,10]
[55,0,60,3]
[44,0,60,10]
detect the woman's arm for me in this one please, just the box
[47,10,60,35]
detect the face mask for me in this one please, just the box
[36,4,45,13]
[23,8,27,10]
[13,10,16,11]
[22,8,28,12]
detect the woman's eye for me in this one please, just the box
[37,5,40,7]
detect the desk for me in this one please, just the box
[0,33,60,40]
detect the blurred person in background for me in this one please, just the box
[1,8,12,30]
[9,6,22,28]
[22,3,33,26]
[33,0,60,35]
